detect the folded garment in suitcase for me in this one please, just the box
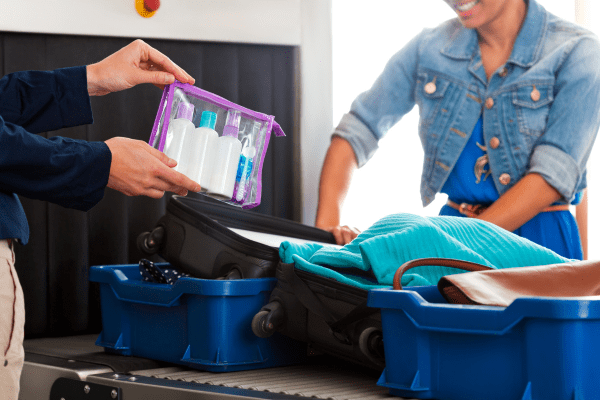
[137,195,336,280]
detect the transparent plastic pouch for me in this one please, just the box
[149,82,285,208]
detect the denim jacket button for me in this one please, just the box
[531,85,541,102]
[490,137,500,149]
[499,173,511,185]
[499,67,508,77]
[425,82,437,94]
[485,97,494,109]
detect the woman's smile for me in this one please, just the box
[454,0,481,12]
[447,0,482,19]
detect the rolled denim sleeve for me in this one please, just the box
[333,113,380,167]
[332,30,424,167]
[529,36,600,201]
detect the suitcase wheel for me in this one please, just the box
[137,226,165,255]
[251,301,284,338]
[358,326,385,367]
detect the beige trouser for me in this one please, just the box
[0,240,24,400]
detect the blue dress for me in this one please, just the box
[439,117,583,260]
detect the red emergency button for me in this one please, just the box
[144,0,160,12]
[136,0,160,18]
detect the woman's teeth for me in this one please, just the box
[456,0,479,12]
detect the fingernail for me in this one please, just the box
[195,184,201,192]
[168,158,177,167]
[165,74,175,84]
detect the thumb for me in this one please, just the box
[144,143,177,168]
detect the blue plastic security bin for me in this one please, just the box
[368,285,600,400]
[90,264,307,372]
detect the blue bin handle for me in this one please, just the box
[101,267,185,307]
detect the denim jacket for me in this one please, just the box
[334,0,600,206]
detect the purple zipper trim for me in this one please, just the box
[176,81,286,135]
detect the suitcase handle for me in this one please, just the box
[392,258,493,290]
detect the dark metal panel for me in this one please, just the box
[238,45,274,217]
[50,378,121,400]
[1,33,47,74]
[270,46,299,220]
[201,43,240,103]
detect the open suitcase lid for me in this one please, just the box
[168,195,337,245]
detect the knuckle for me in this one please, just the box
[142,176,154,189]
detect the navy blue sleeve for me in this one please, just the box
[0,66,94,133]
[0,67,112,211]
[0,116,112,211]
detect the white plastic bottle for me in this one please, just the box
[234,121,259,202]
[206,110,243,200]
[163,102,195,172]
[179,111,218,190]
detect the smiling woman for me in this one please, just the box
[327,0,598,259]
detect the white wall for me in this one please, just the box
[299,0,333,225]
[0,0,302,45]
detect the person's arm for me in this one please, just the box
[475,173,561,232]
[315,136,361,244]
[480,36,600,234]
[0,39,199,208]
[0,67,93,134]
[0,115,111,210]
[576,189,588,260]
[315,30,426,244]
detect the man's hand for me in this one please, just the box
[87,39,194,96]
[105,137,201,198]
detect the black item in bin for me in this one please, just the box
[252,262,385,370]
[137,195,336,280]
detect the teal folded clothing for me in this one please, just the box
[279,213,571,289]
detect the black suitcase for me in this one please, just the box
[137,195,336,280]
[251,261,386,370]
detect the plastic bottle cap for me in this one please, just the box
[199,111,217,130]
[176,102,194,121]
[222,110,241,138]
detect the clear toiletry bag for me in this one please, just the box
[148,81,285,209]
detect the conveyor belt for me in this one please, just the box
[129,364,409,400]
[23,335,418,399]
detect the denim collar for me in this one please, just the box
[440,0,546,68]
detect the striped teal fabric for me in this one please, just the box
[280,214,571,289]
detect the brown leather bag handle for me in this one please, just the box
[393,258,494,290]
